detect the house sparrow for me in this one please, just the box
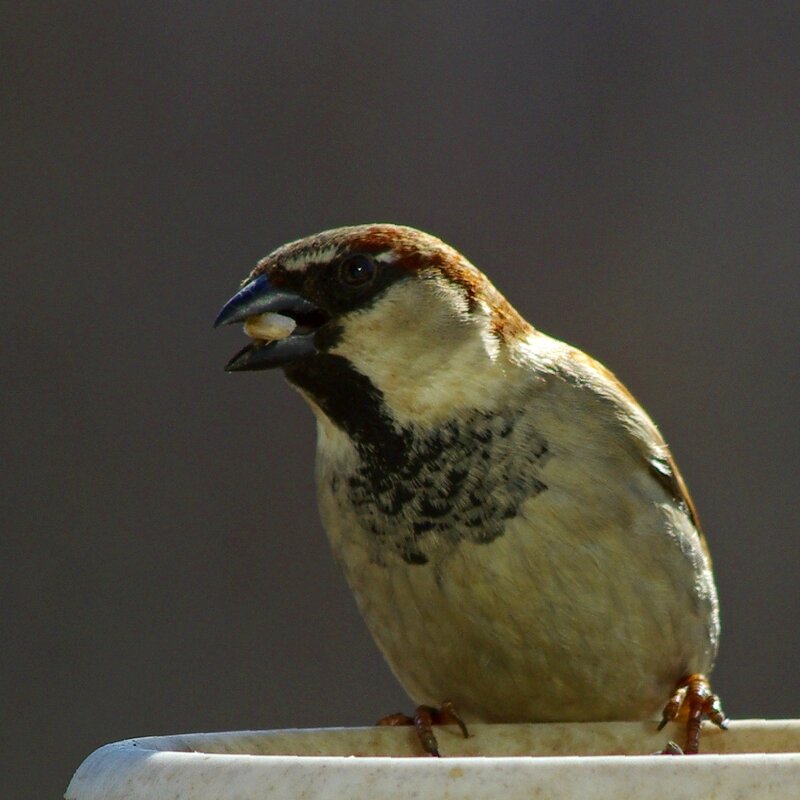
[215,224,727,755]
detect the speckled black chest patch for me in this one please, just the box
[336,409,549,565]
[285,354,550,566]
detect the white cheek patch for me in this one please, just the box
[243,312,296,341]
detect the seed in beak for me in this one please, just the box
[243,312,297,342]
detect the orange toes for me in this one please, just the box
[376,701,469,757]
[659,673,729,754]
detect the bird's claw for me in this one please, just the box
[377,701,469,757]
[659,673,728,754]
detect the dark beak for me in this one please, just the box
[214,274,323,371]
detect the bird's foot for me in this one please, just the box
[658,673,729,754]
[377,701,469,757]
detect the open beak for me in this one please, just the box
[214,275,326,371]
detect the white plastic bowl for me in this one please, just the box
[65,720,800,799]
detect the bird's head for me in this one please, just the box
[215,224,531,431]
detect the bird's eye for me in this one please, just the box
[338,254,376,287]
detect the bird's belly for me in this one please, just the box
[322,492,718,723]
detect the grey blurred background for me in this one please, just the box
[3,2,799,797]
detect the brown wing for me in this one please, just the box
[648,450,712,565]
[567,348,712,562]
[648,451,701,532]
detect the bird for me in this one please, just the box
[215,223,727,755]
